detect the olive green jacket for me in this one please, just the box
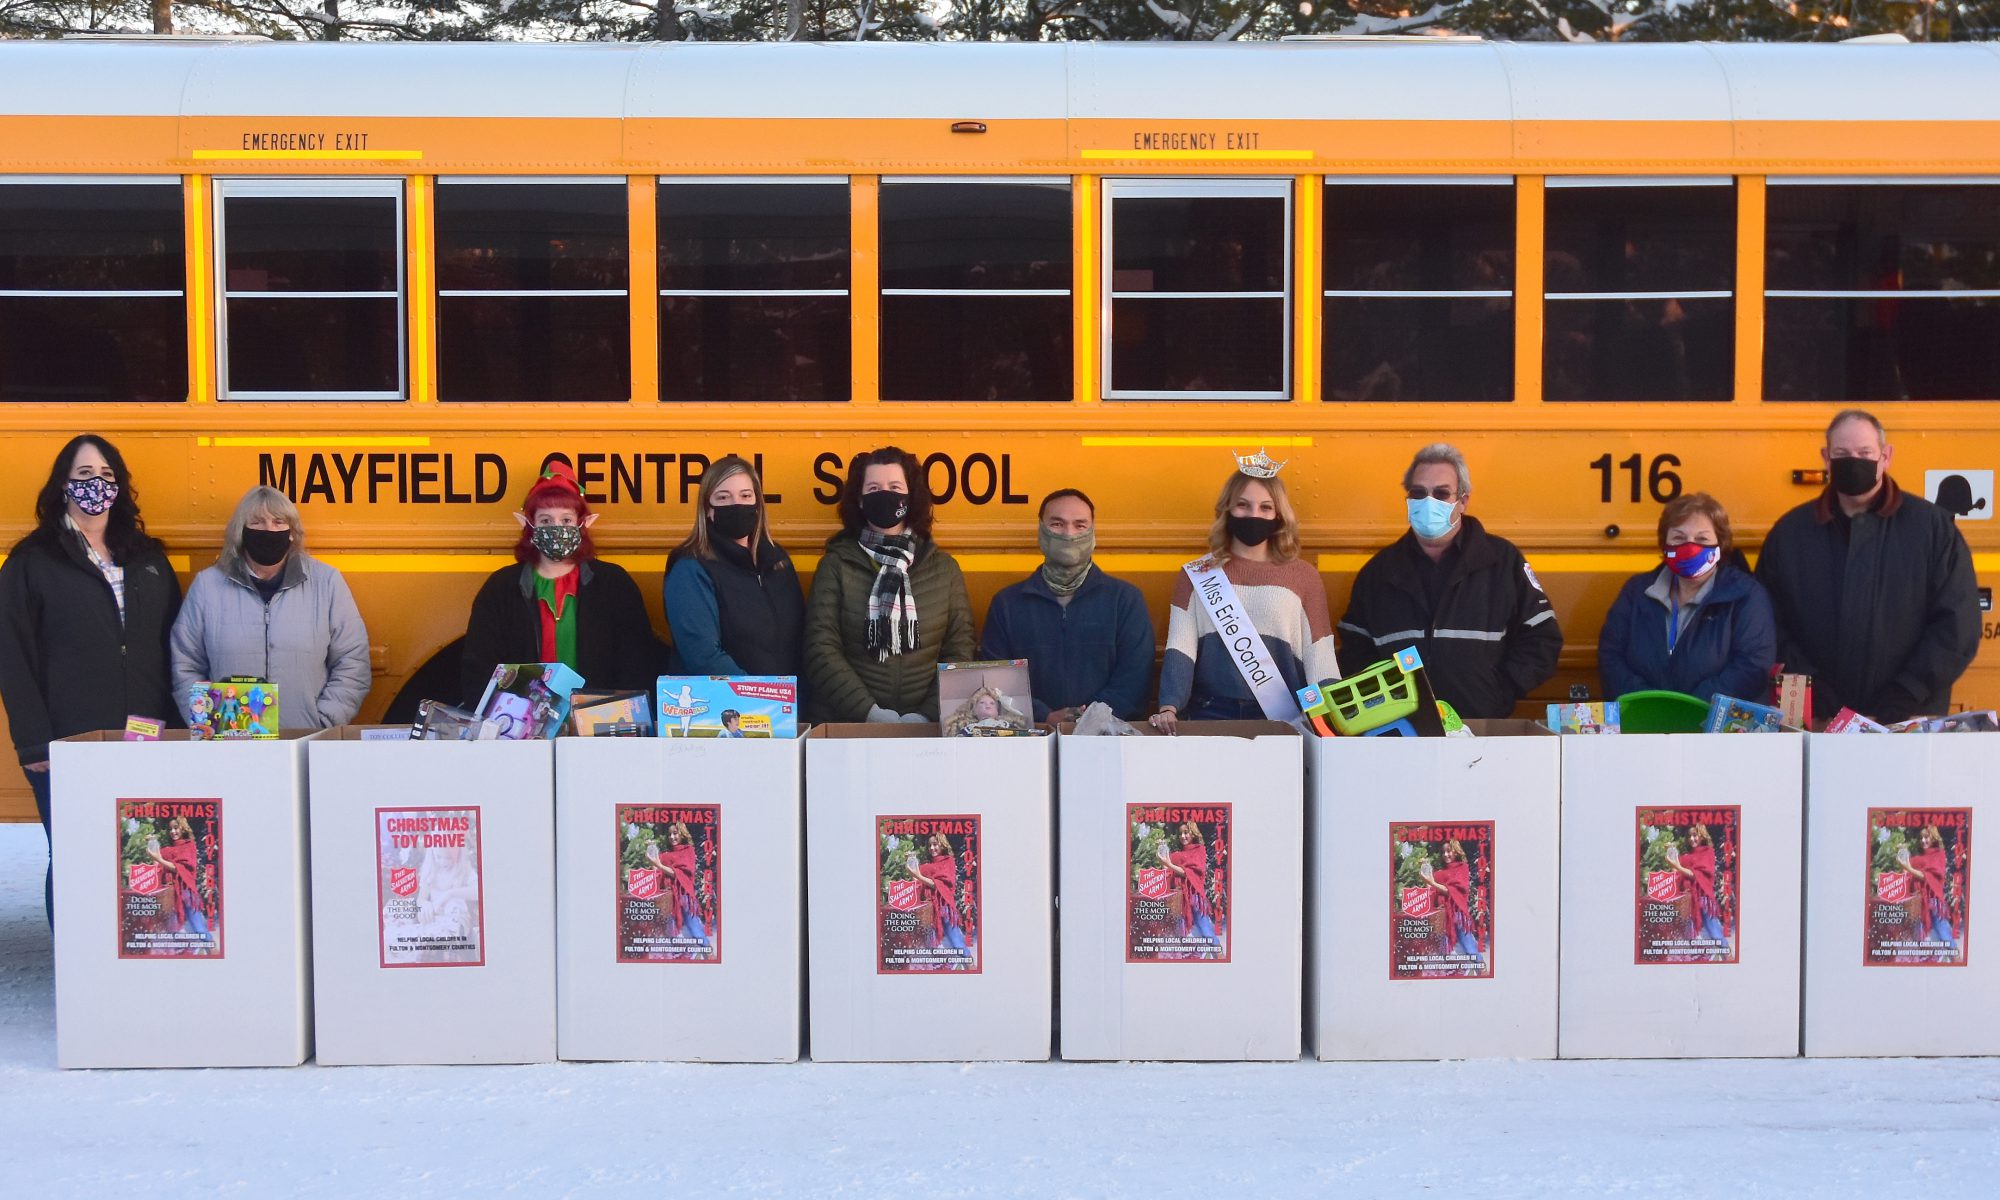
[805,533,977,722]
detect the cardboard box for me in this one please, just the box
[1058,721,1303,1061]
[307,729,556,1065]
[1307,720,1559,1061]
[804,725,1052,1061]
[1804,734,1999,1056]
[50,731,313,1068]
[1558,733,1804,1058]
[556,736,803,1061]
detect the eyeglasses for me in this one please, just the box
[1406,486,1458,502]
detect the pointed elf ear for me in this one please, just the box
[583,512,600,529]
[513,511,530,529]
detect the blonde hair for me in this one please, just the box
[1205,471,1301,564]
[672,455,770,563]
[223,485,303,567]
[1178,821,1206,846]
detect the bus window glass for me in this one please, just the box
[0,180,186,403]
[1105,181,1289,400]
[1324,181,1513,402]
[880,180,1071,402]
[218,181,403,400]
[436,180,629,403]
[1544,180,1734,402]
[1765,183,2000,401]
[658,180,849,402]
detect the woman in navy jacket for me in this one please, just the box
[1598,493,1777,705]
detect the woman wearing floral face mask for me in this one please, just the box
[0,435,182,924]
[459,463,661,705]
[1598,492,1777,706]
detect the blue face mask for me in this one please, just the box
[1407,497,1459,541]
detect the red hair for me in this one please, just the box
[514,462,596,564]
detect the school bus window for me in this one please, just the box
[1323,179,1513,403]
[880,179,1071,403]
[1766,181,2000,402]
[0,179,186,403]
[1543,178,1734,403]
[657,178,849,403]
[436,178,630,403]
[1104,179,1290,401]
[217,179,403,401]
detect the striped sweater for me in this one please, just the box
[1158,555,1339,717]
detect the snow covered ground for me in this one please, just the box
[2,821,1996,1198]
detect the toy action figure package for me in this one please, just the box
[1825,708,1891,734]
[1705,694,1784,733]
[1888,711,2000,735]
[188,678,279,740]
[568,691,655,738]
[474,663,585,741]
[656,676,799,739]
[938,660,1036,737]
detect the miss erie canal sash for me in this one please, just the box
[1182,554,1304,725]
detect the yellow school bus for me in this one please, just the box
[4,36,2000,819]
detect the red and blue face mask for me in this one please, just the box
[1664,542,1721,580]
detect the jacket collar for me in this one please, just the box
[516,559,594,597]
[1814,473,1903,524]
[222,547,307,593]
[1641,563,1754,609]
[1394,513,1499,577]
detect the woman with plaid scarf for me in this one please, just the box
[804,447,976,724]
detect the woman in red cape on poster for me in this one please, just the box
[910,833,969,956]
[1423,838,1482,968]
[1904,824,1959,953]
[1669,823,1728,944]
[1163,822,1220,954]
[146,816,209,941]
[653,822,710,951]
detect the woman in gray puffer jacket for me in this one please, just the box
[170,485,371,730]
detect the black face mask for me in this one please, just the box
[860,490,910,531]
[1227,514,1281,548]
[241,527,292,567]
[707,503,759,543]
[1830,456,1880,497]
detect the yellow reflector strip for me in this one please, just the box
[1081,150,1314,161]
[197,436,433,448]
[192,149,424,161]
[1080,436,1314,448]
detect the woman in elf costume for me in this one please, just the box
[460,463,660,705]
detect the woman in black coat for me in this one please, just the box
[460,463,662,706]
[0,435,182,922]
[661,455,805,680]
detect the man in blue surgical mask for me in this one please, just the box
[1756,409,1977,724]
[1337,442,1562,719]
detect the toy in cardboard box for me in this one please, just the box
[188,678,278,739]
[938,660,1036,736]
[1825,707,1891,734]
[567,690,654,737]
[410,700,488,741]
[656,676,799,739]
[1548,702,1621,734]
[1704,694,1784,733]
[1299,647,1450,737]
[1888,710,2000,734]
[473,663,585,740]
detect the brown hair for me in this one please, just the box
[670,455,770,566]
[1178,821,1206,845]
[1205,471,1301,564]
[1656,492,1733,557]
[837,446,934,539]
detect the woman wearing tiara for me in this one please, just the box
[1151,453,1338,733]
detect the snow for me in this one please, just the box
[2,821,1997,1197]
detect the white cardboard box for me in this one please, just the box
[804,725,1052,1062]
[1558,732,1804,1059]
[1059,721,1302,1062]
[308,730,556,1065]
[556,736,803,1062]
[1307,720,1559,1061]
[51,731,314,1068]
[1804,734,1999,1057]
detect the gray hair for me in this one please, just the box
[223,485,304,565]
[1402,442,1472,499]
[1826,408,1887,447]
